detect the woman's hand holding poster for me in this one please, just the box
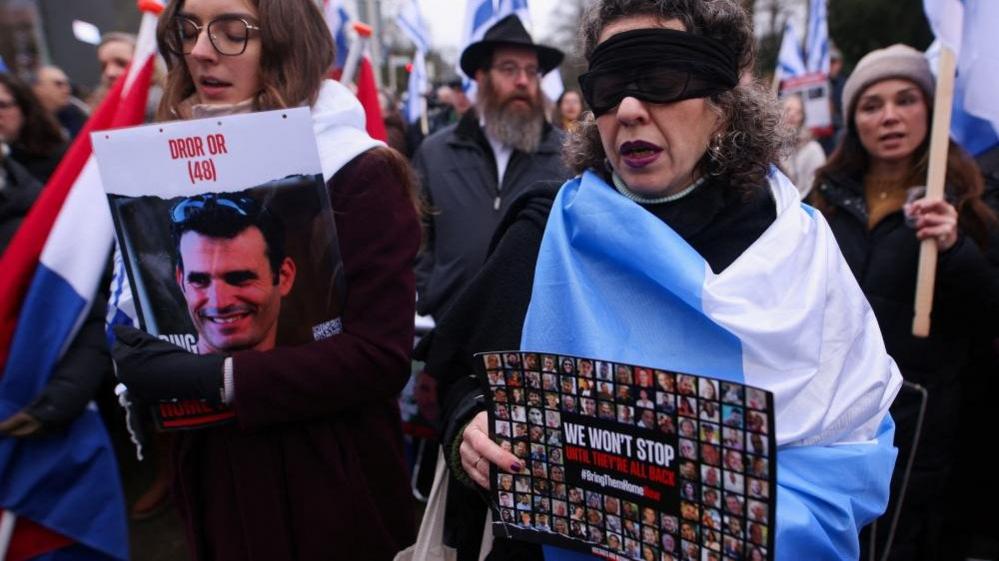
[93,108,345,430]
[478,351,776,561]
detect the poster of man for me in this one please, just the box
[171,193,296,354]
[94,108,344,429]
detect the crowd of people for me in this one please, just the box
[1,0,997,560]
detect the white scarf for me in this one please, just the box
[309,80,384,181]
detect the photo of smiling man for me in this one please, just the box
[170,193,296,354]
[97,110,350,434]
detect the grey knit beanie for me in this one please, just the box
[842,44,934,130]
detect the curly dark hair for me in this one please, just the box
[563,0,789,193]
[0,73,65,157]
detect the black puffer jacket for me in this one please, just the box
[815,172,999,560]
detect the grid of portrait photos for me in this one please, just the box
[479,351,776,561]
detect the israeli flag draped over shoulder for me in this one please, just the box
[522,170,902,561]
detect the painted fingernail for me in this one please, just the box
[510,462,522,472]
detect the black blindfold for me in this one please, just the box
[579,28,739,117]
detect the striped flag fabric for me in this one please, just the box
[397,0,429,53]
[403,55,428,125]
[776,20,807,83]
[923,0,999,155]
[0,7,161,561]
[462,0,497,49]
[497,0,530,24]
[523,169,901,561]
[397,0,430,124]
[805,0,829,75]
[323,0,353,70]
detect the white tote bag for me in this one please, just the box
[394,449,493,561]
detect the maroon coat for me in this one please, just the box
[172,149,420,561]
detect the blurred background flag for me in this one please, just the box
[776,19,807,83]
[497,0,530,24]
[462,0,497,49]
[805,0,830,75]
[323,0,353,71]
[397,0,430,125]
[0,3,163,560]
[404,55,428,126]
[397,0,429,53]
[923,0,999,155]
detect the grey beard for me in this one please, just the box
[481,99,544,154]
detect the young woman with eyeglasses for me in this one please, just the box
[111,0,421,559]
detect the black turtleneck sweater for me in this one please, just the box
[638,175,776,273]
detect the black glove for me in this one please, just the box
[112,325,226,406]
[0,410,44,438]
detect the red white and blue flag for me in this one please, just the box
[0,7,161,560]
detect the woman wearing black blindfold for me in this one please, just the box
[425,1,900,561]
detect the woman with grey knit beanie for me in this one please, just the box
[810,43,999,561]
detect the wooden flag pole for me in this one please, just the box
[912,46,957,337]
[420,95,430,136]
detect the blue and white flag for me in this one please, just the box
[462,0,497,53]
[776,20,807,83]
[323,0,353,70]
[397,0,430,124]
[923,0,999,155]
[805,0,829,75]
[404,54,428,125]
[497,0,530,25]
[397,0,429,53]
[523,170,901,561]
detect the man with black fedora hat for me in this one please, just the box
[413,14,570,320]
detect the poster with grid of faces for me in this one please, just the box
[479,351,776,561]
